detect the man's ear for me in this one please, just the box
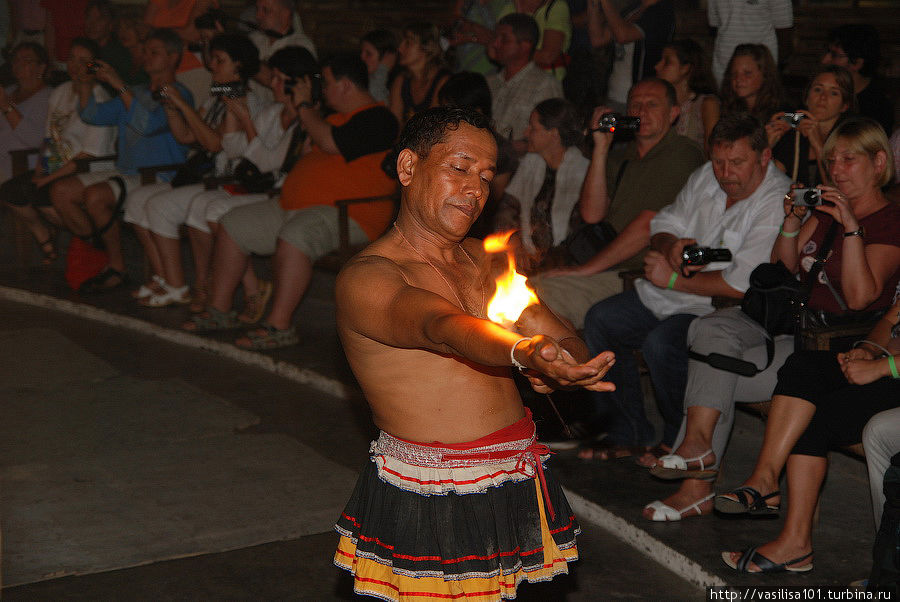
[760,147,772,166]
[396,148,419,187]
[668,104,681,125]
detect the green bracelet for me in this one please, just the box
[889,355,899,379]
[666,271,678,290]
[779,228,799,238]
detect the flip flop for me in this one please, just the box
[715,486,780,516]
[644,493,715,522]
[650,449,718,480]
[722,547,813,573]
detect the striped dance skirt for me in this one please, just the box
[333,409,580,601]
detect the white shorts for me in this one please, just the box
[76,171,142,201]
[122,181,172,229]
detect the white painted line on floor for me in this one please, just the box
[564,487,727,589]
[3,284,724,589]
[0,285,351,400]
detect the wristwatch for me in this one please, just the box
[843,227,865,239]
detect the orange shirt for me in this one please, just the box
[280,105,396,241]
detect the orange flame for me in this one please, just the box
[483,231,539,327]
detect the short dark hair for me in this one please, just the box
[86,0,115,20]
[268,46,319,80]
[497,13,539,49]
[321,52,369,91]
[397,106,493,161]
[361,29,398,58]
[534,98,582,148]
[147,27,183,58]
[708,112,768,153]
[438,72,492,118]
[69,36,102,60]
[209,33,260,81]
[827,24,881,77]
[630,77,677,108]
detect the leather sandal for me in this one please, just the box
[715,486,780,516]
[722,547,813,573]
[644,493,715,522]
[650,449,718,480]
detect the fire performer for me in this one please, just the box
[333,106,616,600]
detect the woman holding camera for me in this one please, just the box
[1,38,115,264]
[643,118,900,528]
[492,97,588,274]
[127,32,265,307]
[715,117,900,573]
[767,65,855,186]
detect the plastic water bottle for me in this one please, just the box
[40,138,52,172]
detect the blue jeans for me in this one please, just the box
[583,290,696,448]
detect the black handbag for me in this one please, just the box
[232,158,275,194]
[689,222,840,377]
[171,150,216,187]
[559,221,617,265]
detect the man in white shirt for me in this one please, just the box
[486,13,562,155]
[580,113,790,462]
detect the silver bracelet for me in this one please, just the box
[510,337,532,371]
[853,339,891,358]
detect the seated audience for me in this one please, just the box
[389,22,450,125]
[654,39,719,152]
[582,113,790,465]
[249,0,317,88]
[719,255,899,572]
[51,28,192,293]
[645,117,900,524]
[531,77,705,330]
[486,13,562,155]
[125,33,265,308]
[1,37,115,264]
[493,97,588,272]
[499,0,571,80]
[184,53,398,350]
[0,42,52,183]
[719,44,784,125]
[359,29,397,103]
[822,24,893,134]
[767,65,854,185]
[179,46,315,322]
[587,0,674,112]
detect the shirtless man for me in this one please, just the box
[332,106,615,601]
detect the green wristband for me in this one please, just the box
[889,355,899,379]
[666,271,678,290]
[779,228,799,238]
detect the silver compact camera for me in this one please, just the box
[781,112,808,128]
[791,188,828,207]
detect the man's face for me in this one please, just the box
[821,44,851,69]
[627,81,677,141]
[711,137,770,202]
[143,39,174,75]
[256,0,290,34]
[490,25,527,67]
[84,7,113,43]
[401,123,497,239]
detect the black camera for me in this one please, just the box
[283,73,322,105]
[591,112,640,133]
[780,112,808,128]
[151,87,167,102]
[791,188,830,207]
[681,245,733,266]
[86,61,99,74]
[210,82,248,98]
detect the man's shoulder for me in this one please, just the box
[337,245,407,298]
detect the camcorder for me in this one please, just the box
[780,112,808,128]
[210,82,248,98]
[86,61,99,74]
[791,188,833,207]
[590,112,640,134]
[681,245,733,267]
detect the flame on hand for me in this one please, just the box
[483,231,539,327]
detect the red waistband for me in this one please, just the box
[392,408,535,450]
